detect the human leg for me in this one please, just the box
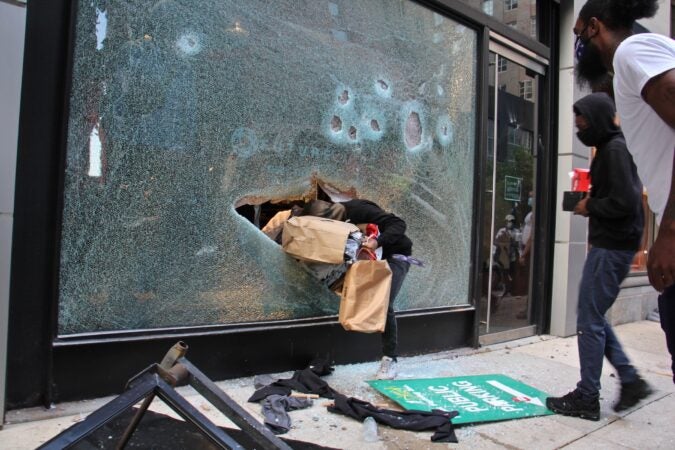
[603,321,638,383]
[605,322,653,412]
[576,248,635,398]
[547,248,635,420]
[659,284,675,383]
[380,258,410,358]
[377,258,409,380]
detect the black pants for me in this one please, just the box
[659,284,675,384]
[382,258,410,358]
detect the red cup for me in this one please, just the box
[572,168,591,192]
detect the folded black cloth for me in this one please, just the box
[275,368,335,399]
[261,394,313,434]
[248,385,292,403]
[308,356,334,376]
[248,367,335,403]
[327,392,459,443]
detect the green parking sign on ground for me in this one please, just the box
[368,374,554,425]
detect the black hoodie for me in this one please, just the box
[573,93,644,251]
[340,199,413,258]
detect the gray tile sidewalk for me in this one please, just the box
[1,320,673,449]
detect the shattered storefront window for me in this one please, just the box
[59,0,478,334]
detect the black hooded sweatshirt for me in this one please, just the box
[339,199,413,259]
[573,93,644,251]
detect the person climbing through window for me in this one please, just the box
[302,198,413,380]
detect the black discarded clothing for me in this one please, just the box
[249,362,459,443]
[248,385,292,403]
[248,367,335,403]
[327,392,459,443]
[308,357,334,376]
[261,395,313,434]
[275,368,335,398]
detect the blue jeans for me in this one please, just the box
[576,247,638,399]
[382,258,410,358]
[658,284,675,383]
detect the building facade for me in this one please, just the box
[0,0,670,419]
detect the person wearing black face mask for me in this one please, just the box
[546,92,651,421]
[574,24,612,92]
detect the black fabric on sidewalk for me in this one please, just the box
[248,384,293,402]
[261,394,313,434]
[274,368,335,398]
[248,367,335,402]
[70,407,338,450]
[327,392,459,443]
[307,356,334,376]
[248,358,459,443]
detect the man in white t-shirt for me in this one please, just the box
[574,0,675,388]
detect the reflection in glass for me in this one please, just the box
[459,0,537,40]
[58,0,478,333]
[480,54,536,335]
[88,120,103,178]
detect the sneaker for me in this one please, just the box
[546,389,600,421]
[613,376,653,412]
[375,356,397,380]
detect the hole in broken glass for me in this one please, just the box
[338,90,349,105]
[331,115,343,132]
[235,181,360,290]
[235,201,304,242]
[235,180,357,244]
[404,111,422,148]
[348,126,357,140]
[370,119,380,132]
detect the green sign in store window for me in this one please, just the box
[368,374,554,425]
[504,175,523,202]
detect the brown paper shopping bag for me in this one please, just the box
[282,216,359,264]
[261,209,292,241]
[339,260,392,333]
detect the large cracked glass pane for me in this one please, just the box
[58,0,478,334]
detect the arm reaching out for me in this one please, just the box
[647,149,675,292]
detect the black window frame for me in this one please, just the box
[7,0,557,408]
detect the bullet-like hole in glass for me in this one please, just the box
[370,119,380,132]
[338,90,349,104]
[404,112,422,148]
[331,115,343,132]
[348,126,357,140]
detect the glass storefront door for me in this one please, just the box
[479,44,543,344]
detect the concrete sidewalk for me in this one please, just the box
[1,320,674,449]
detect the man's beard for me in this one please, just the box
[575,41,611,93]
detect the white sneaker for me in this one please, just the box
[375,356,397,380]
